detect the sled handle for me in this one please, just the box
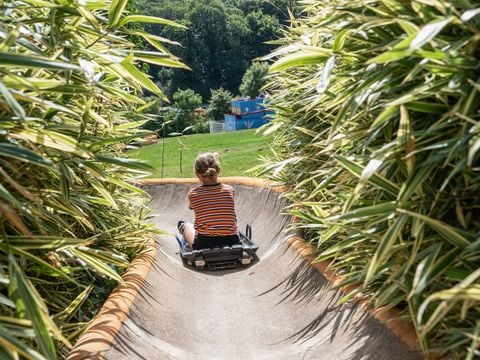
[246,224,252,239]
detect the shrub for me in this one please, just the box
[239,62,269,98]
[206,88,233,121]
[169,89,203,132]
[264,0,480,358]
[0,1,185,358]
[192,117,210,134]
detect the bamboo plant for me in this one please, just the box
[263,0,480,358]
[0,0,187,358]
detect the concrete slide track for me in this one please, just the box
[103,182,422,360]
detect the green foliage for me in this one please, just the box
[191,116,210,134]
[0,0,182,358]
[172,89,203,111]
[240,62,269,98]
[263,0,480,358]
[206,88,233,121]
[167,89,203,133]
[137,98,168,132]
[136,0,292,98]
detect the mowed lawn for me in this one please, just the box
[129,129,274,178]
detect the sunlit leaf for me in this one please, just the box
[0,52,80,71]
[270,49,332,72]
[409,18,452,50]
[118,15,187,29]
[108,0,128,27]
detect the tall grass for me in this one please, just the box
[263,0,480,358]
[0,0,186,358]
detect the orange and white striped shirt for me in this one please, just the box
[188,183,238,236]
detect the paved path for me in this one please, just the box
[104,184,422,360]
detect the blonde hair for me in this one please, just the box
[195,152,220,177]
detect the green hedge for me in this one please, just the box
[264,0,480,358]
[0,1,186,358]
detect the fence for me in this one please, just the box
[209,120,225,133]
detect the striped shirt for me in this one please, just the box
[188,183,238,236]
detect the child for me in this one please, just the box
[178,153,240,250]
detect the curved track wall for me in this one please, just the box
[96,182,421,360]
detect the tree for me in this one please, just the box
[206,88,233,121]
[169,89,203,132]
[239,62,269,98]
[136,0,289,99]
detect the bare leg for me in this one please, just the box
[182,222,195,249]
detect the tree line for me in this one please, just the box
[136,0,294,100]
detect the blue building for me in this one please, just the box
[224,97,272,131]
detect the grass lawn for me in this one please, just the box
[129,129,274,178]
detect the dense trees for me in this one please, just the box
[136,0,293,99]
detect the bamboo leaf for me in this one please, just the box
[0,201,32,236]
[409,18,452,50]
[316,56,335,94]
[395,19,420,36]
[0,184,17,205]
[98,84,146,104]
[89,132,152,149]
[10,248,76,284]
[115,56,167,99]
[89,179,118,210]
[270,50,332,72]
[76,246,128,267]
[410,244,442,298]
[106,176,146,194]
[397,161,437,204]
[327,202,396,221]
[461,8,480,22]
[10,90,81,118]
[370,105,399,130]
[0,143,52,166]
[419,269,480,333]
[9,255,56,359]
[0,294,15,308]
[366,214,408,282]
[134,54,190,70]
[467,138,480,168]
[398,209,472,248]
[0,52,80,71]
[336,157,400,196]
[359,158,383,183]
[125,30,181,47]
[367,35,415,64]
[0,324,46,360]
[118,15,187,29]
[5,236,87,249]
[332,29,350,52]
[108,0,128,27]
[405,101,447,114]
[54,285,93,323]
[68,248,123,282]
[12,129,91,158]
[0,81,26,120]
